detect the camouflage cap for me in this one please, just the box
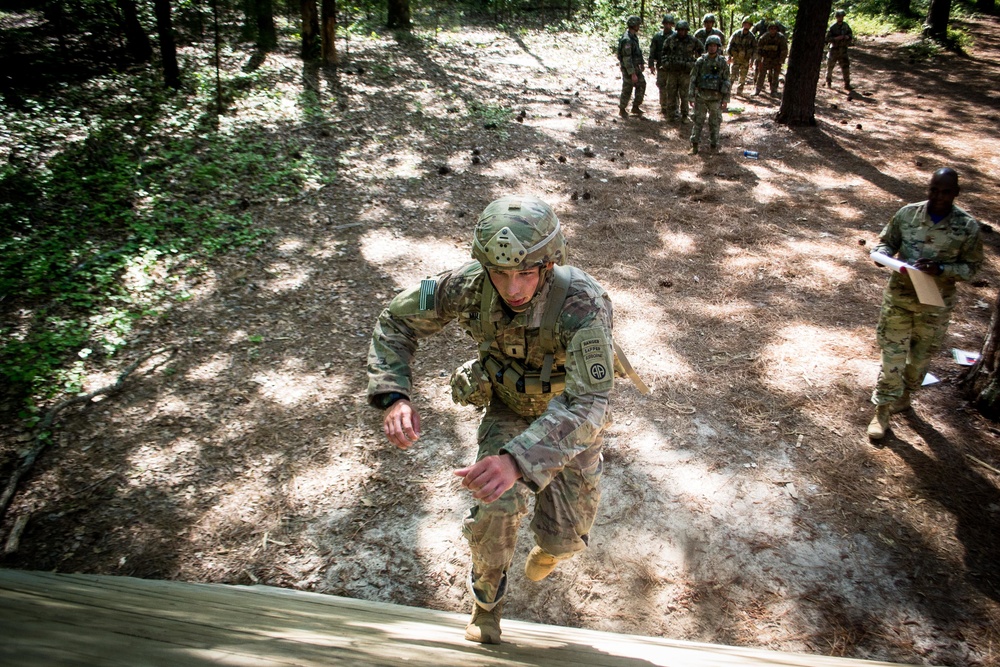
[705,35,722,46]
[676,20,690,30]
[472,195,566,271]
[627,15,642,28]
[703,13,716,23]
[662,13,675,25]
[835,9,846,17]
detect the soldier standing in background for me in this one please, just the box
[661,21,703,123]
[688,35,731,155]
[754,22,788,97]
[727,16,757,96]
[826,9,854,89]
[694,13,725,45]
[648,14,676,120]
[867,168,983,440]
[753,15,786,37]
[617,16,646,118]
[368,195,616,643]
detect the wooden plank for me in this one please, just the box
[0,570,925,667]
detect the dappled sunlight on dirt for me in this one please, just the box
[760,324,877,395]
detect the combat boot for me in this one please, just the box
[619,108,629,118]
[524,546,567,582]
[866,405,892,440]
[889,390,911,414]
[631,106,644,116]
[465,600,503,644]
[688,142,699,155]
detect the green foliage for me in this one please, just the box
[0,62,346,415]
[467,99,513,138]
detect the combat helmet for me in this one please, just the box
[662,13,675,25]
[626,15,642,28]
[705,35,722,47]
[835,9,846,17]
[741,15,753,25]
[676,20,690,31]
[472,195,566,272]
[702,13,716,24]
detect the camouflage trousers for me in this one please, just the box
[664,69,691,119]
[619,69,646,111]
[731,58,752,91]
[655,67,670,115]
[755,62,781,94]
[690,93,723,146]
[872,300,951,405]
[826,51,850,86]
[463,399,603,604]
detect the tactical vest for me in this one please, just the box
[729,31,755,59]
[697,57,725,91]
[661,36,699,71]
[476,266,647,417]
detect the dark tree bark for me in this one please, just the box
[321,0,338,66]
[775,0,833,126]
[301,0,321,59]
[153,0,181,88]
[387,0,411,30]
[117,0,153,62]
[963,291,1000,419]
[925,0,952,40]
[255,0,277,50]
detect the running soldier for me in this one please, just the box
[368,195,616,643]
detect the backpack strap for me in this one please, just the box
[538,265,571,383]
[478,274,496,355]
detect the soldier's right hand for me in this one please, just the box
[384,399,421,449]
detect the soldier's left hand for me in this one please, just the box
[454,454,522,503]
[913,259,943,275]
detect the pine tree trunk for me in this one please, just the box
[775,0,833,126]
[301,0,321,59]
[117,0,153,62]
[387,0,411,30]
[963,292,1000,420]
[321,0,338,66]
[255,0,277,50]
[153,0,181,89]
[926,0,952,40]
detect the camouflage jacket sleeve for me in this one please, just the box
[366,264,473,403]
[619,34,640,75]
[499,274,614,493]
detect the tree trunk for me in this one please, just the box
[925,0,952,40]
[776,0,833,126]
[153,0,181,89]
[301,0,321,59]
[321,0,338,66]
[963,291,1000,419]
[387,0,411,30]
[117,0,153,62]
[255,0,278,50]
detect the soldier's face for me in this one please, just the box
[708,43,719,54]
[927,176,959,216]
[488,266,543,310]
[743,22,752,30]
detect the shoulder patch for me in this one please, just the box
[419,279,437,311]
[569,326,615,392]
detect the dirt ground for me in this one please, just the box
[3,15,1000,667]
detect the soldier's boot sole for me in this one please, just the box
[867,406,892,440]
[465,602,503,644]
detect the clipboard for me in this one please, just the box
[871,252,945,307]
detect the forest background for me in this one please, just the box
[2,0,1000,665]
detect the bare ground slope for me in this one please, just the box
[3,16,1000,667]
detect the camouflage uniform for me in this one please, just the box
[661,30,703,121]
[618,28,646,114]
[825,18,853,88]
[752,19,786,37]
[367,204,614,609]
[648,25,675,116]
[727,27,757,94]
[694,27,725,44]
[871,201,983,405]
[688,49,731,149]
[755,29,788,95]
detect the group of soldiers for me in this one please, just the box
[617,10,854,153]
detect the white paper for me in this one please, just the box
[952,348,981,366]
[922,373,940,386]
[870,252,945,307]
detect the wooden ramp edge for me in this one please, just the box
[0,569,924,667]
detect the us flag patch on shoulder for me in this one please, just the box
[419,279,437,311]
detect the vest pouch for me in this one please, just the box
[450,359,492,408]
